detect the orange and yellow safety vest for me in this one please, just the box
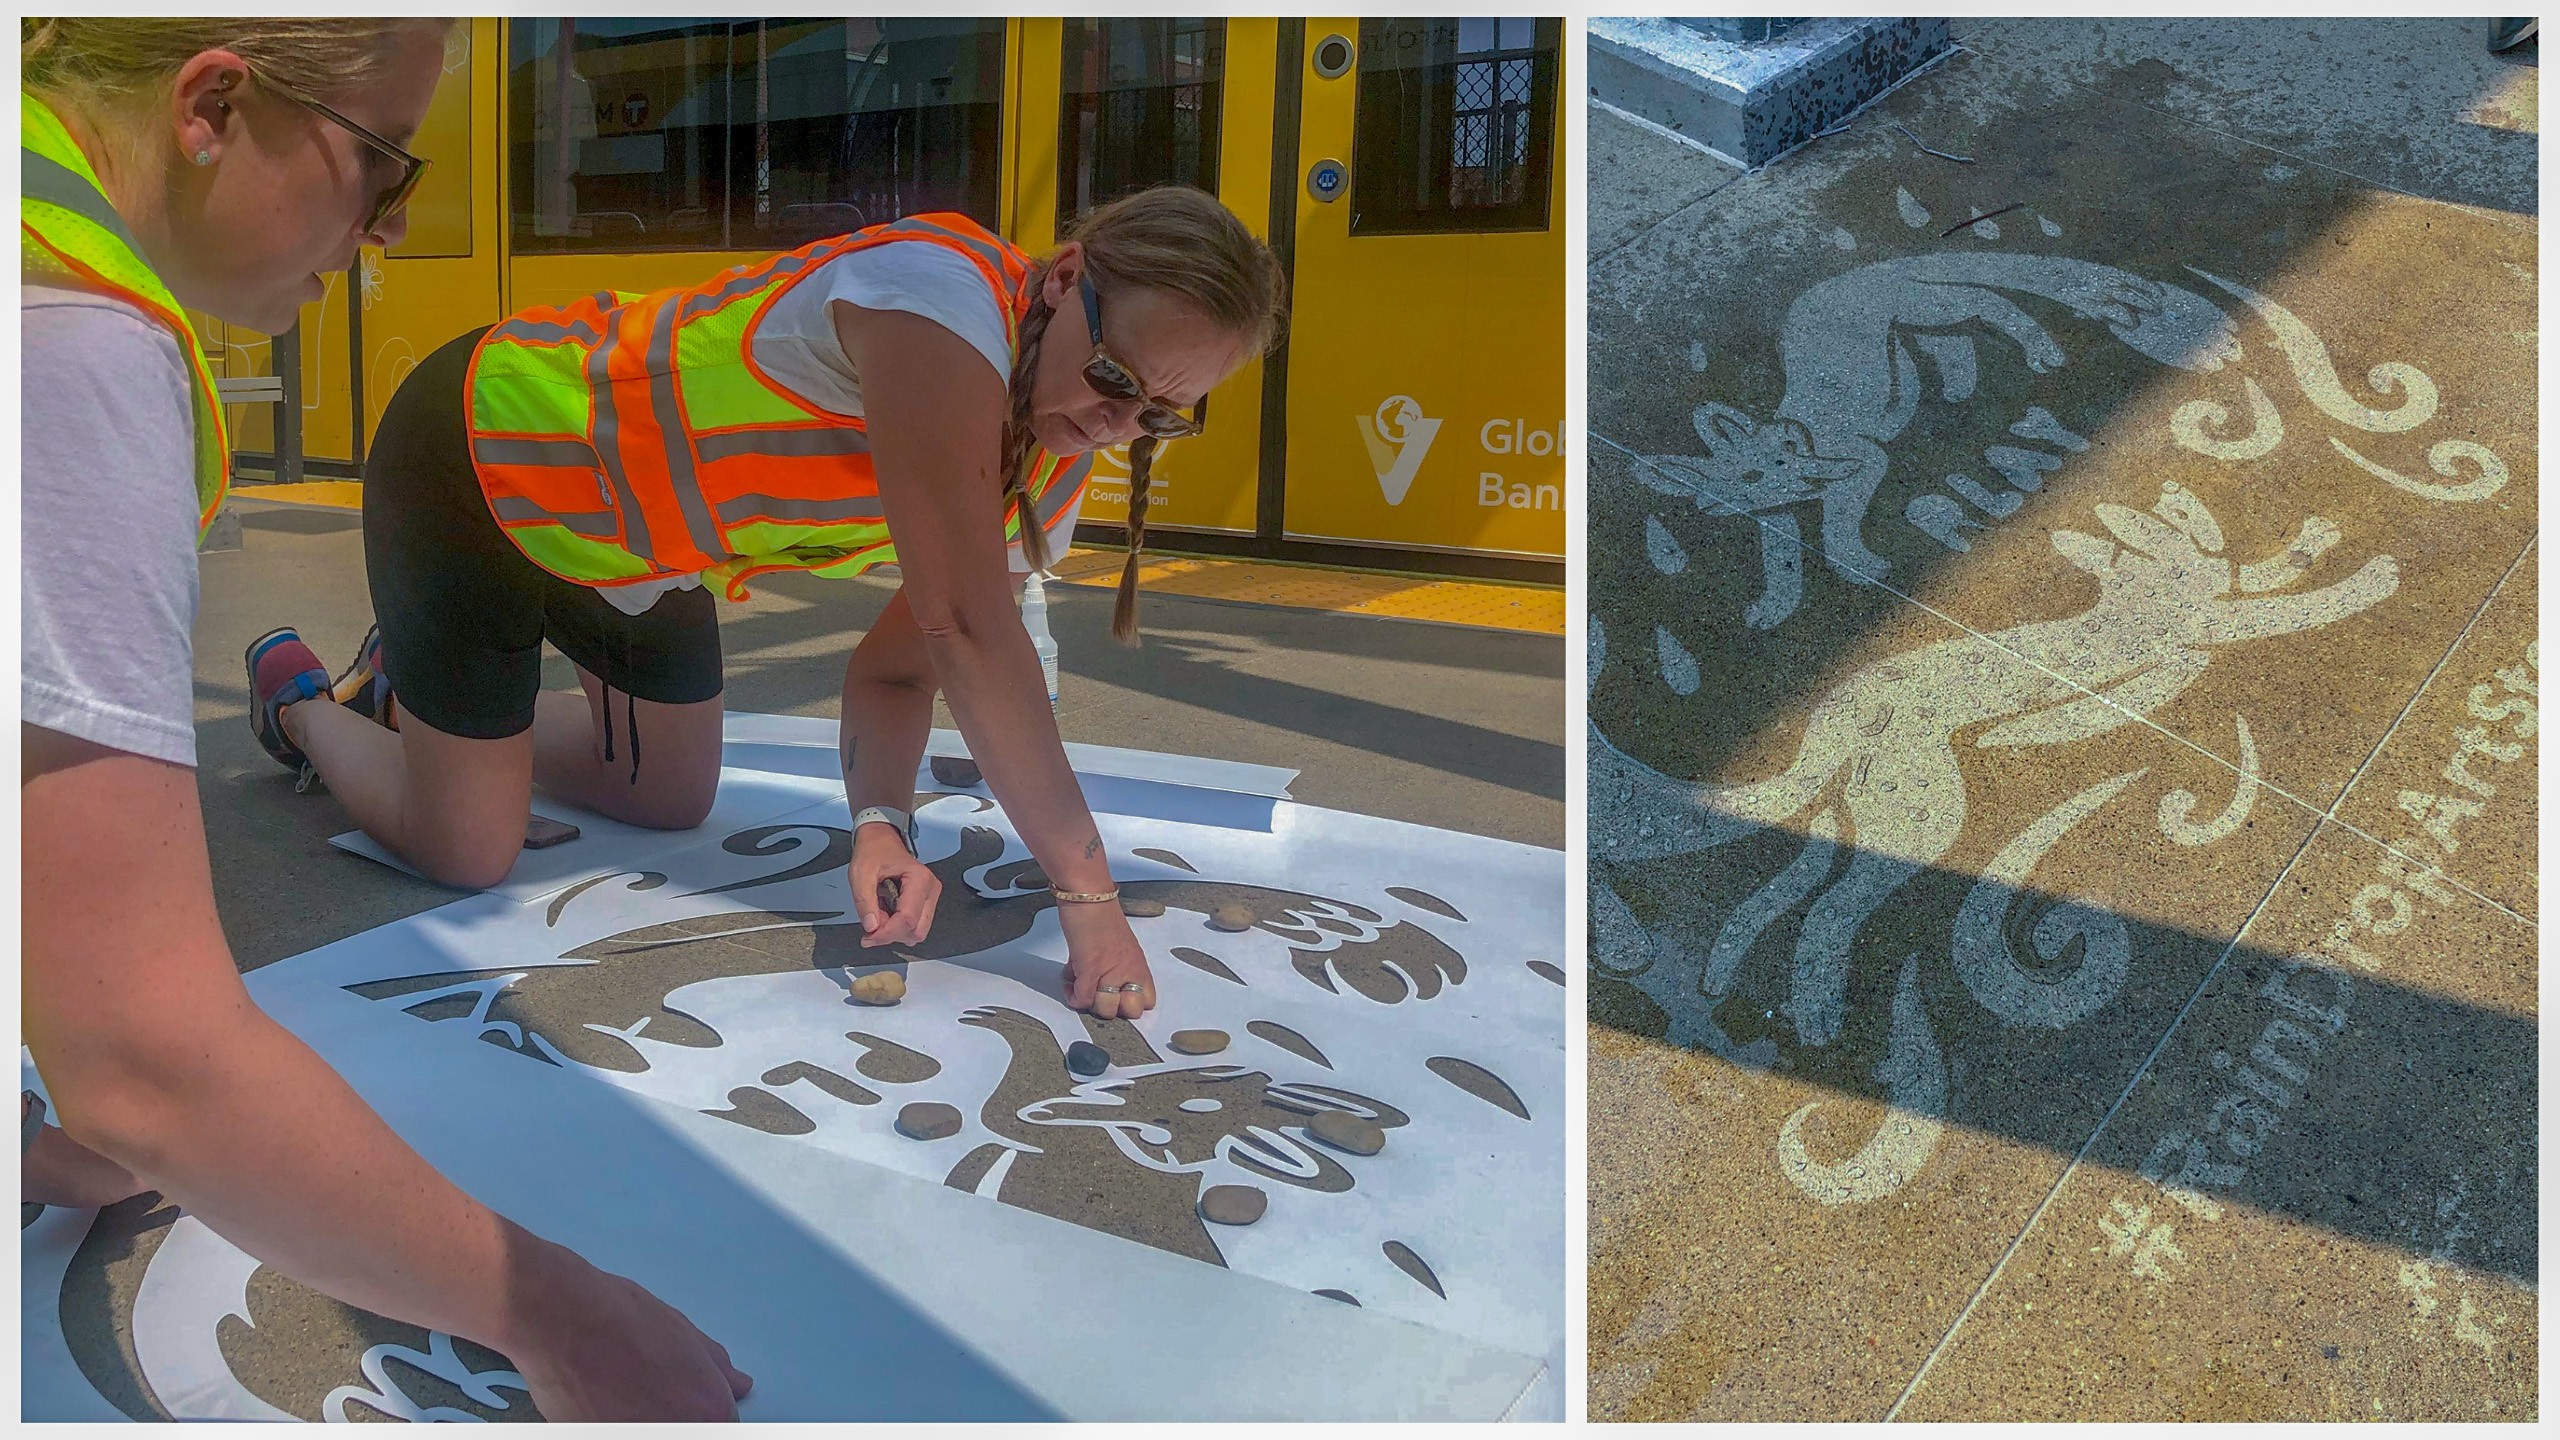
[466,212,1090,599]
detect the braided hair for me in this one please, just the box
[998,280,1059,576]
[1111,434,1160,643]
[1013,186,1288,646]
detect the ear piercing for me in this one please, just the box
[193,150,212,166]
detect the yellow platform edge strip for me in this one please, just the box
[231,480,366,509]
[1050,547,1563,636]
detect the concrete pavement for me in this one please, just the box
[191,505,1564,971]
[1588,18,2535,1421]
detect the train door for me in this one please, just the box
[1011,18,1279,539]
[360,18,506,444]
[1279,18,1565,561]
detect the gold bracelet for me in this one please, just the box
[1050,886,1122,904]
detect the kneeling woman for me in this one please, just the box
[255,188,1285,1019]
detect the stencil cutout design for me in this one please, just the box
[26,774,1563,1421]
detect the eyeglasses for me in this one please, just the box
[255,74,430,235]
[1078,273,1208,440]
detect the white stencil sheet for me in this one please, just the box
[28,740,1564,1422]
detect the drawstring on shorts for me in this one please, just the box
[594,638,643,786]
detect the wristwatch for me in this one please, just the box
[851,804,916,852]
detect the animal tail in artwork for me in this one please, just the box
[1589,720,1834,864]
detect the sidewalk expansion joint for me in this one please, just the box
[1594,433,2526,925]
[1880,527,2536,1419]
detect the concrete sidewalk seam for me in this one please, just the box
[1592,434,2527,923]
[1878,817,2327,1420]
[1589,43,1964,271]
[1588,433,2521,913]
[1958,43,2541,234]
[1881,528,2538,1418]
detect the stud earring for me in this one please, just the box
[193,150,212,166]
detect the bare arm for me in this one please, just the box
[841,588,944,818]
[832,304,1110,896]
[21,727,746,1418]
[834,302,1155,1016]
[836,590,944,948]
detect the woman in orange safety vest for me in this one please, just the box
[253,186,1287,1021]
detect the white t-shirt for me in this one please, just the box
[22,284,204,767]
[599,242,1085,616]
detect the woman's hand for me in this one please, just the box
[1056,901,1155,1019]
[849,824,940,948]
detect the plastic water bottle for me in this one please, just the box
[1020,569,1059,712]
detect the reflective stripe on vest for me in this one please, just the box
[22,91,232,542]
[464,211,1081,593]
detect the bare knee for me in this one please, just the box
[413,832,523,891]
[626,784,717,831]
[592,770,717,831]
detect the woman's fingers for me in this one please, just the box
[896,865,941,944]
[851,864,887,935]
[854,861,943,947]
[1065,958,1101,1012]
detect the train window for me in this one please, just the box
[1348,17,1558,236]
[509,18,1005,254]
[1056,19,1225,225]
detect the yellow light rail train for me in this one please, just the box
[198,17,1564,576]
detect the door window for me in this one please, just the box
[1349,17,1558,236]
[1057,19,1226,224]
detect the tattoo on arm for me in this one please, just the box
[840,735,857,782]
[1082,836,1103,860]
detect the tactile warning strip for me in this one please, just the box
[1047,548,1564,636]
[230,480,366,509]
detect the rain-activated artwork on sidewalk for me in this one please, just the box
[23,737,1564,1422]
[1588,33,2534,1424]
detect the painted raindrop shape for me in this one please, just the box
[1382,1240,1447,1298]
[1644,514,1689,575]
[1656,626,1701,697]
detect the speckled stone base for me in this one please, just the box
[1592,16,1953,168]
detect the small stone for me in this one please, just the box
[1199,1184,1268,1226]
[929,756,982,787]
[848,971,906,1006]
[894,1102,961,1141]
[1307,1110,1385,1156]
[1169,1029,1230,1056]
[1120,897,1166,917]
[1208,903,1256,932]
[1065,1040,1110,1077]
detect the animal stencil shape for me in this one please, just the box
[1636,254,2242,629]
[349,823,1473,1073]
[946,1006,1409,1266]
[1594,482,2398,1047]
[54,1196,537,1423]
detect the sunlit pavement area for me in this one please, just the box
[193,512,1564,972]
[1588,18,2534,1421]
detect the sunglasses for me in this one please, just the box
[255,74,430,235]
[1077,273,1207,440]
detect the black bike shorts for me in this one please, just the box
[361,326,724,739]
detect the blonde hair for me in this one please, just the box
[999,186,1289,644]
[23,17,453,176]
